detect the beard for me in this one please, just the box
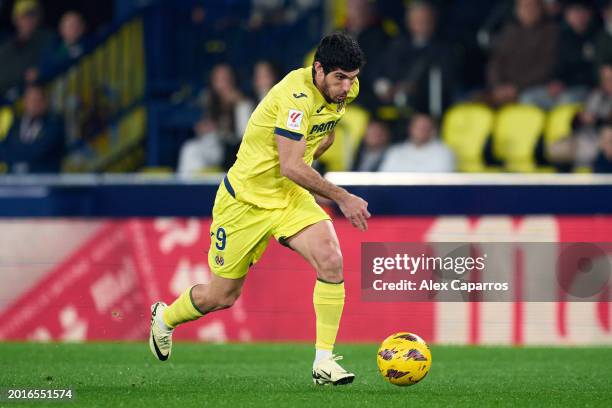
[321,79,348,104]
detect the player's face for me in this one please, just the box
[322,68,359,104]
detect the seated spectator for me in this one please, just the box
[593,123,612,172]
[523,0,597,108]
[379,113,455,172]
[595,0,612,67]
[344,0,391,110]
[252,60,280,102]
[0,85,65,173]
[486,0,559,107]
[39,11,89,76]
[548,64,612,167]
[177,115,224,176]
[352,120,391,172]
[201,63,254,169]
[375,1,454,114]
[0,0,54,98]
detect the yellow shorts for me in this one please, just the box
[208,177,331,279]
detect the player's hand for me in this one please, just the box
[337,193,370,231]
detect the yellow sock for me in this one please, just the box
[162,286,204,329]
[313,279,345,351]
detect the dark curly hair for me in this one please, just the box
[313,32,365,74]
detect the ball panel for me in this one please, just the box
[377,332,431,387]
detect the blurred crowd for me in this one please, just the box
[0,0,91,173]
[177,0,612,175]
[1,0,612,174]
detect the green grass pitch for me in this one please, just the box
[1,343,611,407]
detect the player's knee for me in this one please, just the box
[316,247,343,282]
[215,290,241,310]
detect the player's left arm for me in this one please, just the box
[313,131,335,160]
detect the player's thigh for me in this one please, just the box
[208,185,273,279]
[283,219,343,276]
[274,193,343,281]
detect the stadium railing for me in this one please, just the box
[1,173,611,217]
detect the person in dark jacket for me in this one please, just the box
[487,0,559,106]
[352,120,392,172]
[38,11,89,77]
[595,0,612,67]
[344,0,392,110]
[1,85,65,173]
[522,0,597,108]
[374,1,455,114]
[0,0,53,98]
[593,123,612,173]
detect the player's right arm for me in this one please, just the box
[276,134,370,231]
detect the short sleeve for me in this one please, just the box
[274,93,311,141]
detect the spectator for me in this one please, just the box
[177,115,224,176]
[344,0,391,110]
[525,0,597,108]
[375,1,455,115]
[487,0,559,107]
[548,64,612,167]
[352,120,391,172]
[201,63,254,169]
[595,0,612,67]
[379,113,455,172]
[593,123,612,172]
[39,11,89,76]
[0,0,54,98]
[248,0,318,29]
[0,85,65,173]
[252,60,280,102]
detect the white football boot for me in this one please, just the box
[312,355,355,385]
[149,302,173,361]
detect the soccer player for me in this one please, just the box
[149,33,370,385]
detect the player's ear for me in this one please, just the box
[313,61,324,76]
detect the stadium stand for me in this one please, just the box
[442,103,494,172]
[493,104,547,172]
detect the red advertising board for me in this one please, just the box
[0,216,610,345]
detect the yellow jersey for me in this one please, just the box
[225,67,359,209]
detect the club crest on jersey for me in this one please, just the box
[287,110,303,131]
[215,255,224,266]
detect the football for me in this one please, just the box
[376,332,432,386]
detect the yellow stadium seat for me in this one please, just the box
[544,103,581,147]
[318,105,369,172]
[0,106,14,141]
[442,103,494,172]
[493,104,546,172]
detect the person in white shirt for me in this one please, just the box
[177,116,224,175]
[379,113,455,172]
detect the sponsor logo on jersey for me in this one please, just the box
[292,92,307,99]
[309,119,339,135]
[287,110,304,131]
